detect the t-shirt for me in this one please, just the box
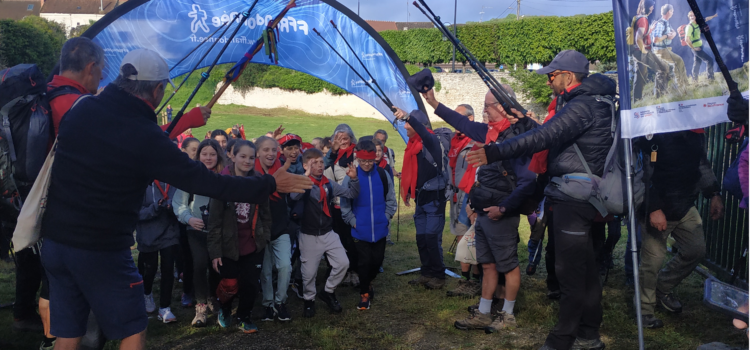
[635,17,652,51]
[235,202,257,256]
[686,23,702,47]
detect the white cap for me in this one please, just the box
[120,49,174,88]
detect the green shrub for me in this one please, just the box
[507,68,554,108]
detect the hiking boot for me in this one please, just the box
[454,310,493,330]
[408,275,431,286]
[350,272,360,288]
[485,311,516,333]
[237,317,258,334]
[467,280,482,296]
[571,337,606,350]
[467,297,502,315]
[207,298,219,315]
[192,303,208,327]
[425,277,446,290]
[144,293,156,313]
[656,290,683,314]
[318,291,343,313]
[181,293,194,308]
[357,293,371,310]
[217,308,232,328]
[12,315,43,333]
[526,263,538,275]
[158,307,177,324]
[640,314,664,329]
[446,279,473,297]
[261,305,276,322]
[276,303,291,322]
[303,300,316,318]
[291,279,304,299]
[547,289,561,300]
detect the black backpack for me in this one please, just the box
[421,127,454,201]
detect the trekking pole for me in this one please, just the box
[156,12,240,115]
[397,182,400,242]
[686,0,740,97]
[206,0,298,109]
[624,138,645,350]
[312,28,397,114]
[165,0,259,136]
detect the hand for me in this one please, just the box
[484,206,503,221]
[420,89,438,109]
[710,195,725,220]
[467,147,488,168]
[273,125,285,140]
[392,107,408,120]
[351,223,356,229]
[198,106,212,123]
[403,194,411,207]
[469,213,477,225]
[667,31,676,40]
[212,258,222,274]
[465,204,474,217]
[346,163,357,179]
[395,172,402,179]
[274,158,314,194]
[649,210,667,231]
[188,217,205,231]
[332,133,342,152]
[304,159,312,177]
[505,108,530,124]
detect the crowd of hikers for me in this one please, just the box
[2,22,749,350]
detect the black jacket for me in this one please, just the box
[484,74,617,178]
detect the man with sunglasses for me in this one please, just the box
[467,50,616,350]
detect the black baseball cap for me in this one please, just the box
[406,69,435,93]
[536,50,590,75]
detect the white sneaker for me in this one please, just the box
[158,307,177,323]
[144,294,156,313]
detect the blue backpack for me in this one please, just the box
[723,139,748,199]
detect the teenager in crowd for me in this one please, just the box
[321,137,332,155]
[255,136,294,322]
[292,149,360,317]
[280,134,305,175]
[173,139,225,327]
[136,180,179,323]
[372,138,394,178]
[176,137,200,308]
[374,129,397,171]
[208,140,271,333]
[341,140,397,310]
[211,129,229,151]
[324,125,360,287]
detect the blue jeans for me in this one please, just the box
[414,200,446,279]
[261,234,292,307]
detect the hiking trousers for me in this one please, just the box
[355,238,387,295]
[692,48,715,81]
[299,230,349,301]
[544,200,602,350]
[639,206,705,315]
[414,200,447,279]
[654,47,689,91]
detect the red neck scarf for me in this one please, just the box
[335,144,356,164]
[456,120,511,193]
[485,119,512,144]
[378,157,388,169]
[309,175,331,217]
[401,130,434,202]
[529,98,558,174]
[154,180,170,200]
[449,133,471,169]
[255,158,282,200]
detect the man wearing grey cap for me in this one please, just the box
[39,49,312,349]
[468,50,616,350]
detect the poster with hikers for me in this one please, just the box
[614,0,749,138]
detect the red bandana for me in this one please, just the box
[255,158,282,200]
[485,119,511,144]
[455,119,511,194]
[449,133,471,169]
[400,129,434,202]
[154,180,170,201]
[335,144,356,164]
[378,157,388,169]
[529,98,558,174]
[356,150,376,160]
[310,175,331,217]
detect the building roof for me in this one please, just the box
[0,0,42,21]
[41,0,120,14]
[365,20,397,32]
[396,22,435,30]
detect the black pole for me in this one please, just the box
[169,19,231,73]
[165,1,258,136]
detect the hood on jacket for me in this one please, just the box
[564,74,618,102]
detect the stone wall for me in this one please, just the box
[216,72,531,122]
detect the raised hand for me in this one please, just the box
[392,107,408,120]
[420,89,438,109]
[332,133,342,152]
[273,124,285,140]
[346,163,358,179]
[273,158,313,193]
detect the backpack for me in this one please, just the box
[723,139,748,199]
[421,127,453,201]
[0,64,72,205]
[650,19,672,47]
[548,95,646,217]
[375,166,390,199]
[626,15,647,46]
[677,24,688,46]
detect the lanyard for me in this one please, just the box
[154,180,170,201]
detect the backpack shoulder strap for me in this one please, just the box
[376,166,389,198]
[47,85,83,102]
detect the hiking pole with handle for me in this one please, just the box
[312,28,397,114]
[206,0,298,110]
[686,0,741,99]
[165,0,259,136]
[156,13,240,115]
[413,1,527,118]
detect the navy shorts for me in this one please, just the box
[41,239,147,339]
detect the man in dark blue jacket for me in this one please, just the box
[421,86,536,332]
[468,50,615,350]
[40,49,312,350]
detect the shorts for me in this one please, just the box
[41,238,147,340]
[474,214,521,274]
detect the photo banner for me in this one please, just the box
[613,0,749,138]
[84,0,423,142]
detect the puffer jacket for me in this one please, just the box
[484,74,617,178]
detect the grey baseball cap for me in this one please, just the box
[536,50,590,75]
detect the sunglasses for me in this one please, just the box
[547,71,569,82]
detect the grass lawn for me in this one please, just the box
[0,107,746,350]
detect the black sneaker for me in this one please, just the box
[292,279,305,299]
[261,305,276,322]
[526,263,538,276]
[641,314,664,329]
[275,303,291,322]
[656,290,683,314]
[303,300,316,318]
[571,337,605,350]
[547,289,561,300]
[318,291,343,313]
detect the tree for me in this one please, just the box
[20,16,66,60]
[0,19,58,75]
[70,19,96,38]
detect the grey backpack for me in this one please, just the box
[421,127,454,201]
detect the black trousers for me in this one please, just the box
[13,246,42,319]
[545,200,603,350]
[138,245,177,309]
[219,249,264,320]
[545,203,559,292]
[187,229,220,304]
[355,238,386,294]
[332,207,357,273]
[176,224,194,295]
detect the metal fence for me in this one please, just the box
[696,122,748,286]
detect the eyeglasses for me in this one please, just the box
[547,71,569,82]
[484,101,500,109]
[358,159,375,165]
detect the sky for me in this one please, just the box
[336,0,614,23]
